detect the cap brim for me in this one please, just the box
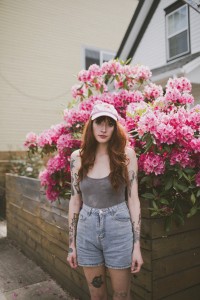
[91,112,117,121]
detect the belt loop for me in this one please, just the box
[88,208,92,216]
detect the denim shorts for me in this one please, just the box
[76,202,133,269]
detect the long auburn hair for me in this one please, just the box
[78,117,129,190]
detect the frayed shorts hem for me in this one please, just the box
[78,262,105,267]
[105,264,131,269]
[78,262,131,269]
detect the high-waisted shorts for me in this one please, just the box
[76,202,134,269]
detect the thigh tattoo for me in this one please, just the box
[91,275,104,288]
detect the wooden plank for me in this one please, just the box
[150,214,200,238]
[131,267,152,292]
[152,229,200,259]
[153,247,200,280]
[153,265,200,299]
[162,284,200,300]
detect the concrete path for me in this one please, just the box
[0,219,78,300]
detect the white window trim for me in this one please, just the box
[166,4,190,61]
[82,46,115,69]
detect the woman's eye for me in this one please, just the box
[108,122,114,127]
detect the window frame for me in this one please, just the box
[82,46,115,69]
[165,3,190,61]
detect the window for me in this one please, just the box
[166,3,190,60]
[84,48,115,69]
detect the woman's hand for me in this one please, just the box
[67,246,78,269]
[131,246,143,273]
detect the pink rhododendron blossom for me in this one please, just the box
[165,87,182,103]
[39,169,56,187]
[166,77,192,93]
[154,123,176,144]
[179,93,194,104]
[139,153,165,175]
[71,84,84,99]
[131,65,152,81]
[46,154,67,175]
[57,134,81,154]
[38,129,54,147]
[88,64,103,77]
[190,138,200,153]
[144,83,163,100]
[64,108,90,129]
[24,132,38,148]
[169,149,191,167]
[77,69,91,82]
[101,60,122,75]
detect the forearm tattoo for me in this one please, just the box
[69,213,79,247]
[70,157,81,195]
[132,213,141,244]
[128,170,138,197]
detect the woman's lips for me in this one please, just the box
[98,135,107,139]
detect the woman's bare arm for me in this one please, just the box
[67,149,82,269]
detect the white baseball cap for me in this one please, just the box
[90,102,119,121]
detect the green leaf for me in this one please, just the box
[140,176,151,184]
[151,212,158,217]
[165,177,173,191]
[100,85,104,93]
[184,168,195,175]
[160,198,169,205]
[191,193,196,205]
[197,189,200,198]
[187,206,197,218]
[88,89,93,97]
[141,193,155,199]
[152,200,158,210]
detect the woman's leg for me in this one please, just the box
[83,265,108,300]
[108,268,131,300]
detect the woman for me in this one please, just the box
[67,101,143,300]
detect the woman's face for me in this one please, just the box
[92,116,115,144]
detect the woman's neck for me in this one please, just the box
[96,143,108,155]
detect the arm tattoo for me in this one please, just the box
[91,275,104,288]
[128,170,138,198]
[70,157,81,195]
[132,213,141,244]
[69,213,79,247]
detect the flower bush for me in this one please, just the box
[24,60,200,229]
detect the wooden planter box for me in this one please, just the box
[6,174,200,299]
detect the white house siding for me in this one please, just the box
[131,0,200,68]
[0,0,137,151]
[190,7,200,54]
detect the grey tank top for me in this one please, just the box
[79,175,126,209]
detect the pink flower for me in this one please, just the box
[139,153,165,175]
[71,84,84,99]
[166,77,192,93]
[57,134,81,154]
[24,132,38,148]
[169,148,191,168]
[101,60,122,75]
[144,83,163,100]
[130,65,152,81]
[46,154,67,175]
[190,138,200,153]
[77,69,91,82]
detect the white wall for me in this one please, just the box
[0,0,138,151]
